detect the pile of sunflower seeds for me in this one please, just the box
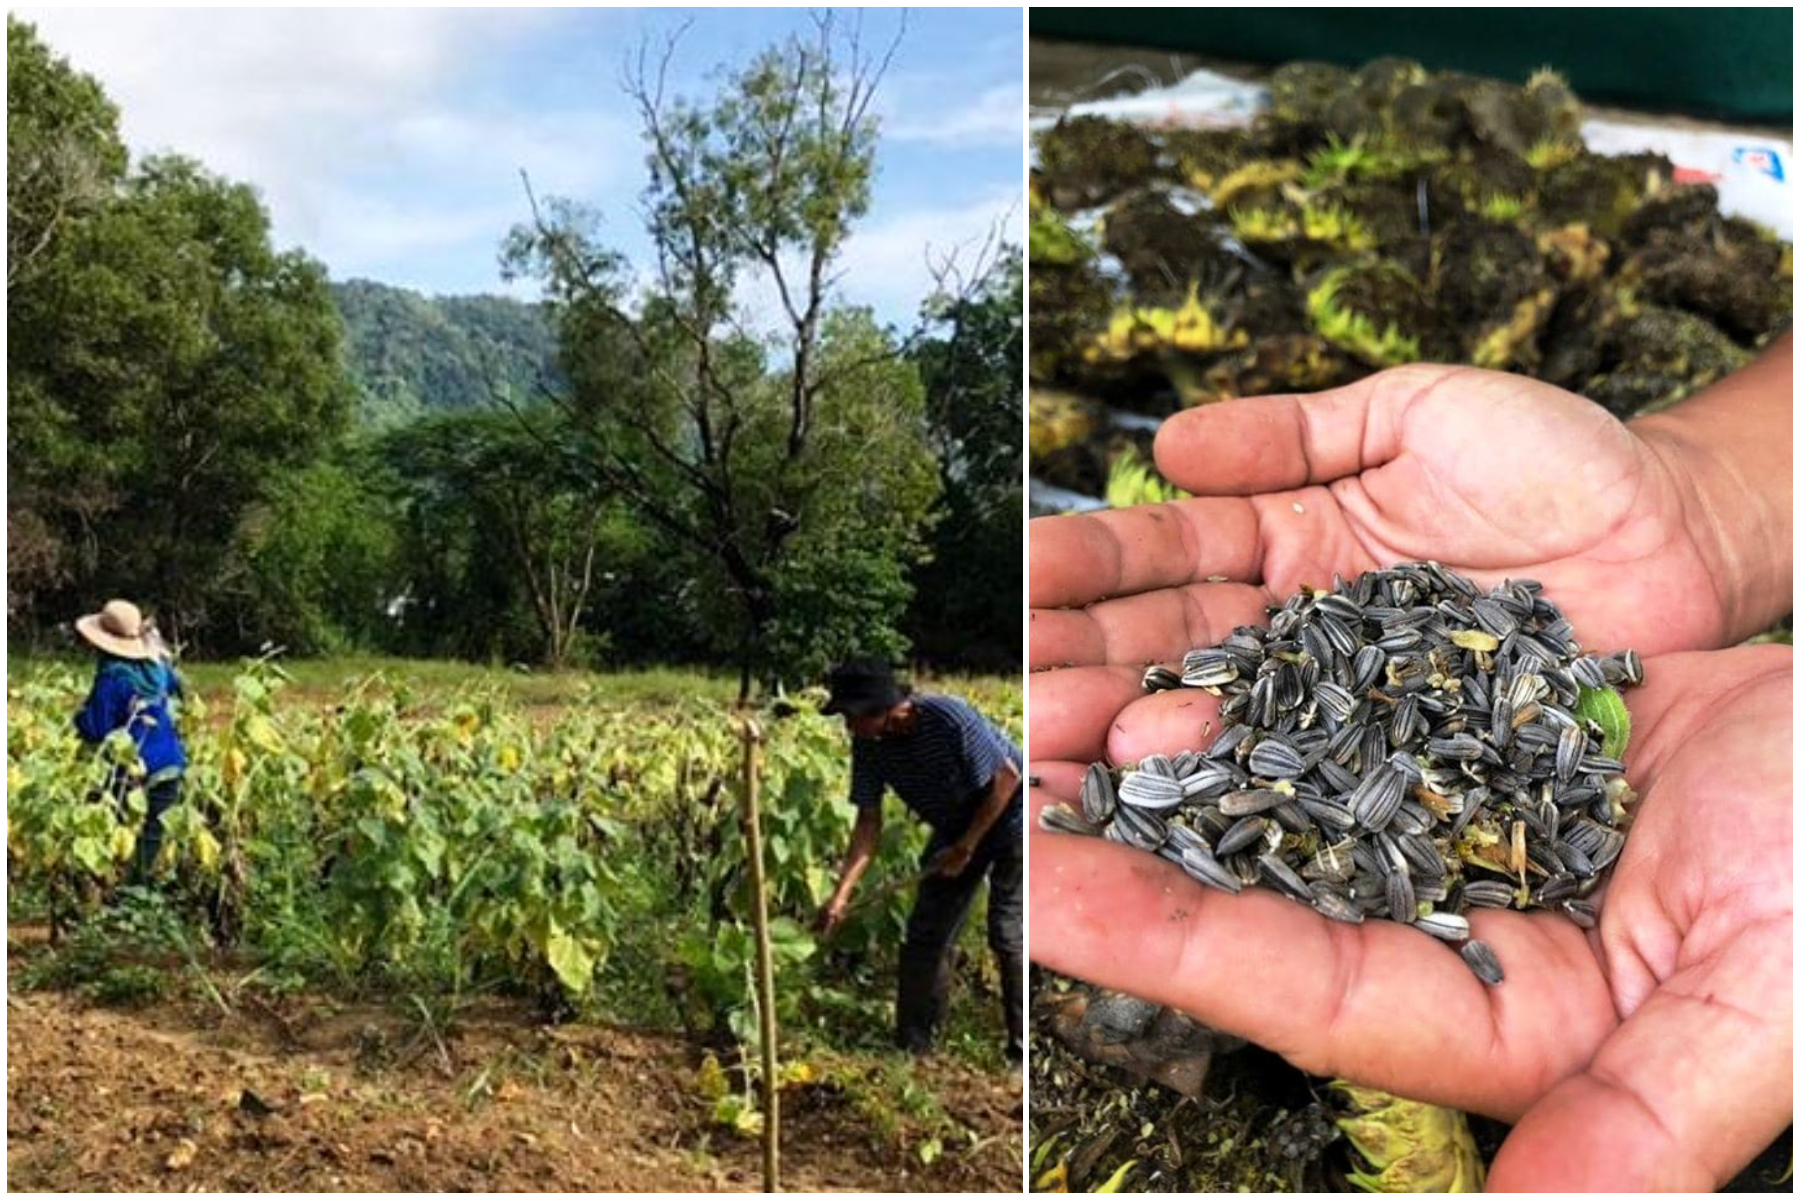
[1041,561,1644,985]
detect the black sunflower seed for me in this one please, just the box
[1080,763,1116,823]
[1460,940,1505,985]
[1248,737,1307,779]
[1460,879,1518,908]
[1068,562,1640,986]
[1216,815,1271,856]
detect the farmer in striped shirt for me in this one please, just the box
[816,658,1023,1063]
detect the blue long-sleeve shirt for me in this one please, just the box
[74,658,187,779]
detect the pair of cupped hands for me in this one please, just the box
[1030,363,1792,1191]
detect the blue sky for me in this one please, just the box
[16,7,1023,326]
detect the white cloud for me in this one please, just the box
[303,187,520,276]
[13,8,633,280]
[375,106,638,218]
[837,190,1021,316]
[17,9,548,145]
[885,82,1024,149]
[729,189,1021,334]
[12,7,1020,323]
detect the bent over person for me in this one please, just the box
[816,659,1023,1063]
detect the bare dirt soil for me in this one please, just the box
[7,948,1021,1193]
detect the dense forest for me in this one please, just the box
[6,17,1022,682]
[333,280,560,426]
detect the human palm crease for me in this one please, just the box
[1028,363,1792,1190]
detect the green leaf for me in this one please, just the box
[713,1092,764,1137]
[544,920,595,995]
[1575,685,1632,758]
[766,917,817,965]
[412,827,446,877]
[727,1005,758,1047]
[1105,446,1188,508]
[1028,207,1093,266]
[1094,1160,1137,1192]
[766,915,808,945]
[71,835,112,875]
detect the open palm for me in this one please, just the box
[1029,645,1791,1189]
[1027,359,1792,1185]
[1033,365,1745,701]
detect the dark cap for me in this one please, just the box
[821,658,907,717]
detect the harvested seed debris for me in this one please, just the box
[1040,561,1643,984]
[1027,60,1794,510]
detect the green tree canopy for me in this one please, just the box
[505,16,943,698]
[6,17,127,292]
[741,309,941,682]
[378,408,649,666]
[225,446,404,655]
[908,249,1024,669]
[8,149,351,643]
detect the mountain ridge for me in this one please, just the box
[332,278,559,426]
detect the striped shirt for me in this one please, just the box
[849,694,1022,835]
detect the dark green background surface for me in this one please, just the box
[1032,8,1794,123]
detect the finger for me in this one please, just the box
[1029,497,1265,609]
[1618,646,1793,784]
[1027,761,1084,802]
[1029,668,1227,766]
[1486,929,1792,1191]
[1107,689,1226,764]
[1028,826,1617,1117]
[1155,366,1458,495]
[1029,582,1270,669]
[1027,666,1151,764]
[1598,654,1790,1018]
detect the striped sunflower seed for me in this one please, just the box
[1039,803,1099,837]
[1118,770,1185,810]
[1248,737,1307,779]
[1067,562,1640,988]
[1080,763,1116,823]
[1460,940,1505,985]
[1349,766,1405,831]
[1218,788,1291,817]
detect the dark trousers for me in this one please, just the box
[897,806,1024,1061]
[129,777,182,884]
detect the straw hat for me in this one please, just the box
[75,599,155,660]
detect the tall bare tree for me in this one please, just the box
[506,12,953,701]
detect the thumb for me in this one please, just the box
[1154,365,1459,496]
[1485,937,1791,1191]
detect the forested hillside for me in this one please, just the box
[332,280,558,425]
[7,14,1019,678]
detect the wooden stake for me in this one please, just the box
[737,715,780,1192]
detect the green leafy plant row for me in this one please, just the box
[8,661,1021,1055]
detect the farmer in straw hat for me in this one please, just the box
[73,599,188,884]
[816,658,1023,1064]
